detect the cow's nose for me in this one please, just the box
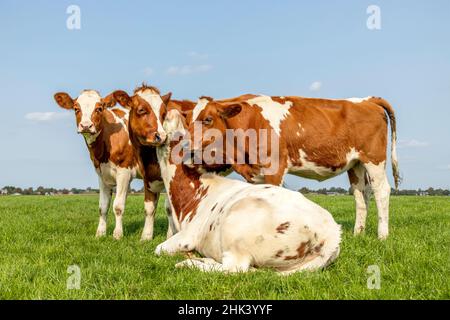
[81,124,93,131]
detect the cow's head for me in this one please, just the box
[187,97,242,152]
[54,90,116,135]
[113,85,171,147]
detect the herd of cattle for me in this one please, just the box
[54,85,398,274]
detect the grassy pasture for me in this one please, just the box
[0,194,448,300]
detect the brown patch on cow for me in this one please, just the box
[347,168,359,186]
[86,109,138,170]
[284,241,312,261]
[199,96,214,102]
[276,222,290,234]
[168,149,209,223]
[314,240,325,253]
[112,108,126,119]
[274,250,284,258]
[280,97,390,175]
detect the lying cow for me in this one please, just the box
[135,106,342,273]
[54,89,159,240]
[186,95,399,240]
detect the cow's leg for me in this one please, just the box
[363,161,391,240]
[154,231,195,256]
[165,197,177,239]
[141,184,158,241]
[175,258,223,272]
[112,169,132,240]
[96,179,112,237]
[175,255,254,273]
[348,163,371,235]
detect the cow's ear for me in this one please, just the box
[161,92,172,106]
[220,104,242,119]
[102,93,117,108]
[54,92,74,110]
[113,90,133,109]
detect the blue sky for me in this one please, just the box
[0,0,449,190]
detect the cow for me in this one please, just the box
[111,84,198,238]
[138,107,342,273]
[185,95,399,240]
[54,89,159,240]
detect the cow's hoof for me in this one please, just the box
[154,244,164,256]
[95,229,106,238]
[140,233,153,242]
[378,234,388,241]
[113,229,123,240]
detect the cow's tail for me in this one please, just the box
[368,97,400,189]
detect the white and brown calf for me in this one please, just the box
[54,90,161,240]
[152,110,341,274]
[186,95,399,239]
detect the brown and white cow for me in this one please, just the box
[186,95,399,240]
[54,89,160,240]
[111,85,198,238]
[139,108,342,273]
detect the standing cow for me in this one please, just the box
[111,84,197,238]
[185,95,399,240]
[54,89,160,240]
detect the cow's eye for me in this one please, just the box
[96,106,103,113]
[137,108,147,115]
[74,107,80,114]
[203,117,213,125]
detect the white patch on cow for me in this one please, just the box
[192,98,210,122]
[76,90,101,128]
[346,147,360,163]
[142,200,156,240]
[136,90,166,135]
[346,96,372,103]
[246,95,292,135]
[288,148,360,181]
[109,107,130,131]
[97,161,138,187]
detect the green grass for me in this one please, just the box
[0,194,449,300]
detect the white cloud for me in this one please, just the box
[25,112,71,122]
[188,51,209,59]
[309,81,322,91]
[398,139,429,148]
[143,67,155,76]
[166,64,213,76]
